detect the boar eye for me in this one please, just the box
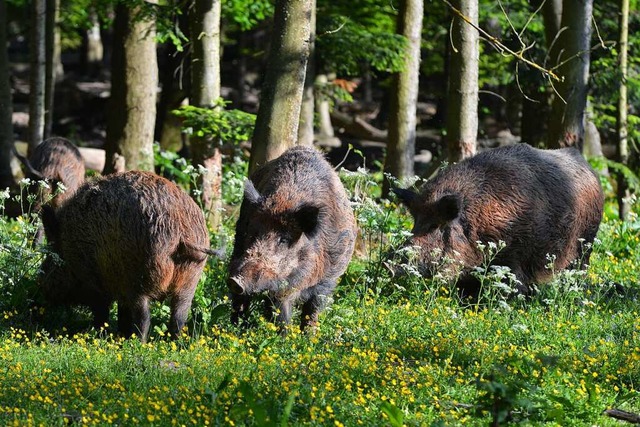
[278,236,293,246]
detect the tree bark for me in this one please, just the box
[297,0,316,147]
[541,0,562,53]
[44,0,62,139]
[0,0,15,188]
[28,0,47,154]
[383,0,423,195]
[190,0,222,230]
[248,0,313,173]
[446,0,479,162]
[81,12,104,77]
[546,0,593,150]
[616,0,630,220]
[104,2,158,173]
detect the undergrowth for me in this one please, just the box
[0,152,638,426]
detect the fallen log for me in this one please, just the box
[604,408,640,424]
[330,110,387,143]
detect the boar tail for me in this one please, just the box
[177,242,226,263]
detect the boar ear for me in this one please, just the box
[435,194,460,222]
[295,205,320,235]
[392,187,417,206]
[243,180,262,206]
[41,205,59,243]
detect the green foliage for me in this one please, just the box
[316,0,407,76]
[0,163,639,426]
[173,100,256,145]
[222,0,274,31]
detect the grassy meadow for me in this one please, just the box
[0,155,639,426]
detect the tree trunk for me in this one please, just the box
[44,0,62,139]
[0,0,15,188]
[156,43,188,152]
[383,0,423,195]
[315,74,340,147]
[104,3,158,173]
[297,0,316,147]
[248,0,313,173]
[28,0,47,154]
[616,0,630,220]
[446,0,479,162]
[518,0,562,147]
[541,0,562,52]
[81,12,104,77]
[546,0,593,150]
[189,0,222,230]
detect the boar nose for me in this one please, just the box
[229,277,245,295]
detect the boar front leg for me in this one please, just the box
[169,282,198,339]
[231,294,251,326]
[300,280,335,330]
[264,297,293,332]
[91,299,112,331]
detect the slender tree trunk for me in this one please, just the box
[297,0,316,147]
[44,0,61,139]
[190,0,222,230]
[446,0,479,162]
[28,0,47,154]
[0,0,15,188]
[617,0,630,220]
[248,0,312,173]
[315,74,338,146]
[519,0,562,147]
[383,0,423,195]
[541,0,562,54]
[104,3,158,173]
[156,44,188,152]
[81,12,104,77]
[546,0,593,150]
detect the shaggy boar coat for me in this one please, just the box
[395,144,604,294]
[40,171,211,341]
[228,146,357,330]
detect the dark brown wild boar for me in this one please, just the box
[394,143,604,295]
[228,146,357,330]
[40,171,214,341]
[16,137,85,209]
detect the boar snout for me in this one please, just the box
[228,276,246,295]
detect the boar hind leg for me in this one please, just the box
[169,284,198,339]
[119,297,151,342]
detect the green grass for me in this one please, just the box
[0,166,639,426]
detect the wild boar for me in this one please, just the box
[40,171,213,341]
[16,137,86,209]
[15,137,86,244]
[228,146,357,330]
[394,143,604,295]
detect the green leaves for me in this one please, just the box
[173,99,256,145]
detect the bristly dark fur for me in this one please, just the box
[40,171,212,342]
[228,146,357,331]
[396,143,604,296]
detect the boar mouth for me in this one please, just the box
[228,275,290,296]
